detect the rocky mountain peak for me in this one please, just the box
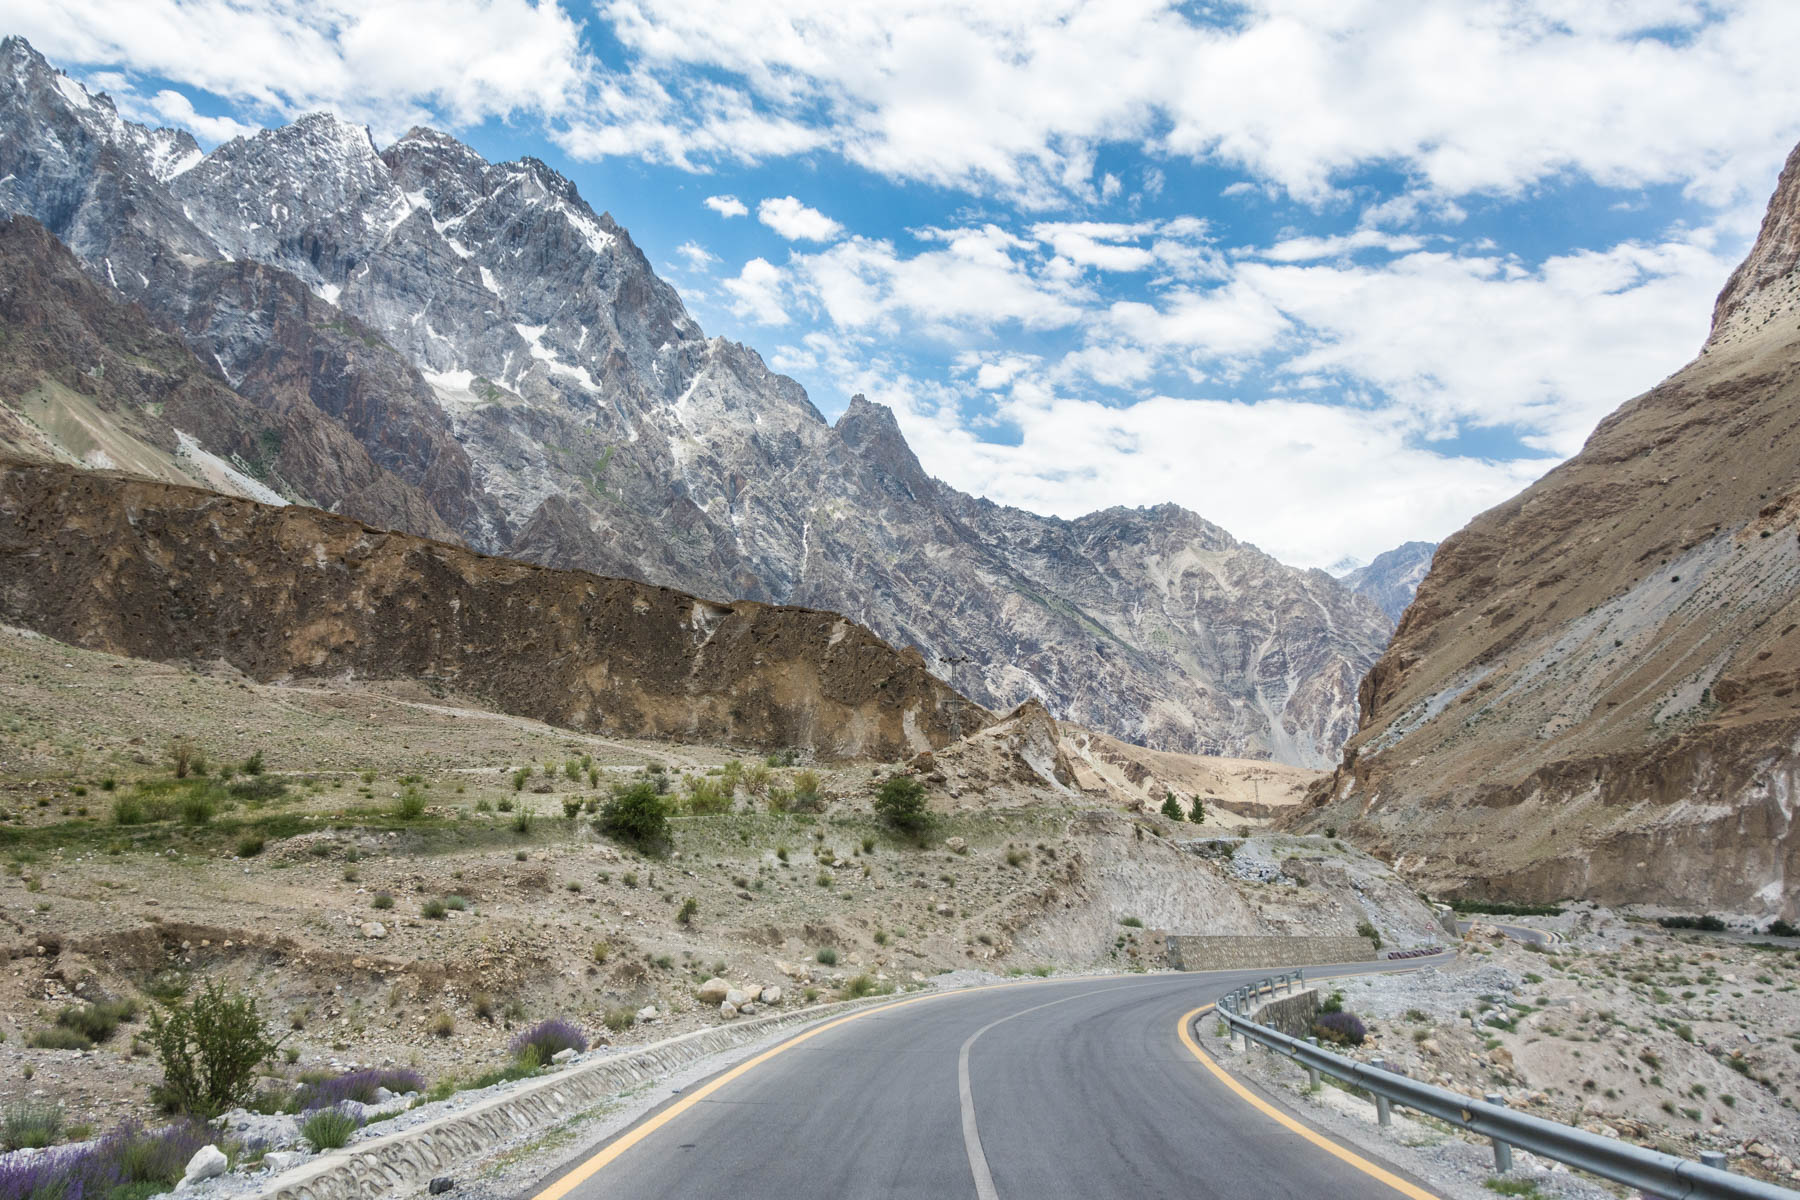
[1710,140,1800,345]
[833,395,935,501]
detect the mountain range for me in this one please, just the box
[0,36,1407,767]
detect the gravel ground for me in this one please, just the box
[1199,985,1621,1200]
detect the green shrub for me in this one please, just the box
[1119,916,1144,928]
[562,797,582,819]
[511,810,535,835]
[0,1102,62,1150]
[28,1026,91,1051]
[147,981,281,1118]
[1658,914,1727,932]
[677,896,699,926]
[237,836,265,858]
[300,1106,361,1151]
[1767,919,1800,938]
[445,895,468,911]
[1189,797,1205,823]
[422,898,448,920]
[113,795,147,826]
[511,767,530,792]
[603,1006,636,1033]
[1356,920,1382,951]
[1448,899,1565,917]
[179,793,216,826]
[873,775,932,841]
[684,777,732,815]
[843,974,885,999]
[57,997,138,1043]
[395,789,426,820]
[597,782,670,852]
[816,947,839,966]
[372,892,394,910]
[241,750,265,776]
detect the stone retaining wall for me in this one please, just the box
[1164,935,1375,971]
[247,995,895,1200]
[1247,988,1320,1038]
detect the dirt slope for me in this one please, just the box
[1295,140,1800,918]
[0,461,991,760]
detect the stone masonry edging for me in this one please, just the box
[1246,988,1321,1039]
[245,994,899,1200]
[1166,934,1374,971]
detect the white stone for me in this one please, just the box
[636,1005,658,1022]
[551,1047,576,1064]
[180,1144,228,1188]
[264,1151,305,1173]
[738,1002,759,1017]
[760,986,782,1006]
[360,922,387,940]
[719,1001,738,1019]
[697,977,731,1005]
[725,988,751,1008]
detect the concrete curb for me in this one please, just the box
[245,995,896,1200]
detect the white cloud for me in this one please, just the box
[756,195,842,242]
[675,240,717,269]
[1250,229,1428,262]
[595,0,1800,210]
[703,194,748,218]
[13,0,592,138]
[143,89,259,143]
[722,256,790,325]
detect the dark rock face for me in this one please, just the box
[1340,541,1437,624]
[0,460,991,760]
[1295,138,1800,916]
[0,36,1392,764]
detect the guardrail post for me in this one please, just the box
[1305,1037,1321,1089]
[1701,1151,1728,1172]
[1484,1093,1513,1173]
[1370,1058,1392,1128]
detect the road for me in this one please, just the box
[526,958,1453,1200]
[1456,919,1555,946]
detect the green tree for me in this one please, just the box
[147,981,281,1118]
[1160,791,1184,821]
[1189,796,1206,824]
[874,774,933,841]
[597,780,670,852]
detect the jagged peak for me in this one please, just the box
[1709,138,1800,345]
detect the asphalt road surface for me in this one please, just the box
[527,957,1454,1200]
[1456,919,1554,946]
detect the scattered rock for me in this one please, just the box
[697,977,731,1004]
[636,1005,659,1022]
[179,1144,227,1189]
[429,1177,456,1194]
[263,1151,305,1173]
[719,1001,738,1019]
[551,1048,576,1064]
[359,922,387,940]
[760,986,782,1006]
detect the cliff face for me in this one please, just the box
[0,461,991,760]
[1297,139,1800,917]
[0,36,1391,765]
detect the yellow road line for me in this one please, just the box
[1177,1002,1441,1200]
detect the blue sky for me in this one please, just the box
[15,1,1800,567]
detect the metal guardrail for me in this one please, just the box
[1215,974,1800,1200]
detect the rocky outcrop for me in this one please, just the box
[0,461,991,760]
[0,36,1391,764]
[1339,540,1437,623]
[1296,138,1800,917]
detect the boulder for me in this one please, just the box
[359,922,387,940]
[719,1001,738,1019]
[738,1002,760,1017]
[944,837,967,853]
[725,988,752,1008]
[179,1144,227,1189]
[636,1005,658,1023]
[263,1151,305,1173]
[697,977,731,1004]
[551,1048,577,1064]
[760,986,782,1006]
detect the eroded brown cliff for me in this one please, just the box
[0,461,992,760]
[1295,140,1800,917]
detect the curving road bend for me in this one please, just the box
[526,958,1454,1200]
